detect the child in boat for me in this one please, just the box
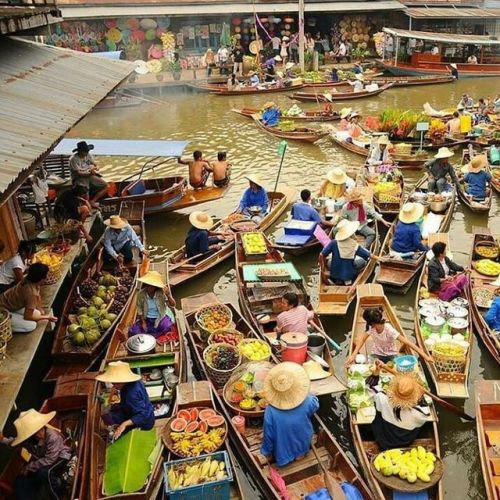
[391,203,428,257]
[210,151,231,188]
[345,308,432,366]
[461,155,491,201]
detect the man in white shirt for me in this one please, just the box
[270,36,281,56]
[217,46,229,75]
[338,41,346,59]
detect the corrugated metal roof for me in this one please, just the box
[383,27,500,45]
[0,37,133,198]
[406,6,500,18]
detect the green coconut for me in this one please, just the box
[87,306,99,318]
[85,329,101,345]
[100,319,112,330]
[71,331,86,346]
[92,296,104,307]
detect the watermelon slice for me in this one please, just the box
[199,408,216,421]
[170,417,187,432]
[177,409,191,421]
[207,415,225,427]
[185,421,199,433]
[190,408,199,422]
[199,421,208,433]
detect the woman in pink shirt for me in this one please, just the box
[275,292,314,338]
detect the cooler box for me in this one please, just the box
[275,234,312,246]
[283,219,316,236]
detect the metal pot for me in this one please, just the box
[425,315,446,333]
[126,334,156,354]
[429,200,448,213]
[447,305,468,319]
[447,317,468,334]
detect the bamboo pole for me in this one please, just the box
[299,0,305,73]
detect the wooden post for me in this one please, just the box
[394,35,399,67]
[299,0,305,73]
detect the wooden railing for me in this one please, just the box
[399,0,484,4]
[0,0,56,6]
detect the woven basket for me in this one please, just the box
[203,343,241,389]
[33,250,63,285]
[238,339,271,363]
[474,241,499,260]
[0,338,6,364]
[0,308,12,342]
[208,328,244,346]
[433,345,466,375]
[195,303,233,342]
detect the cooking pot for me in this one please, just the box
[307,335,326,357]
[447,305,468,319]
[447,317,468,334]
[425,315,446,333]
[450,297,468,309]
[429,199,448,213]
[126,334,156,354]
[280,332,308,364]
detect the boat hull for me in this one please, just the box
[379,60,500,78]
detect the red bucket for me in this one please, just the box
[280,332,308,364]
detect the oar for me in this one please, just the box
[168,253,204,272]
[375,361,475,421]
[311,443,346,500]
[310,321,342,353]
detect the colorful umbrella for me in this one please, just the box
[140,18,157,30]
[126,18,140,30]
[104,19,117,29]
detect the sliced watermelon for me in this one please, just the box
[185,421,199,433]
[177,409,191,421]
[190,407,199,422]
[170,417,187,432]
[207,415,225,427]
[199,420,208,433]
[199,408,216,421]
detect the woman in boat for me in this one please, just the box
[238,174,269,218]
[318,168,354,200]
[448,63,459,80]
[485,295,500,331]
[347,112,363,139]
[391,203,428,257]
[291,189,333,227]
[248,70,260,87]
[461,154,491,201]
[370,370,433,451]
[427,241,468,301]
[348,74,364,93]
[185,211,227,261]
[103,215,148,265]
[425,147,457,194]
[0,240,35,294]
[346,308,432,366]
[261,101,280,127]
[261,362,319,467]
[275,292,314,338]
[1,409,72,499]
[129,270,177,340]
[338,107,353,130]
[96,361,155,440]
[368,135,393,166]
[227,73,241,91]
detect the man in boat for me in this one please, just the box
[210,151,231,188]
[178,150,213,189]
[460,154,491,201]
[96,361,155,440]
[449,63,459,80]
[391,203,428,257]
[467,54,478,64]
[368,135,393,166]
[1,409,72,499]
[348,74,364,93]
[425,147,457,194]
[261,101,280,127]
[263,56,280,82]
[353,62,364,75]
[69,141,108,208]
[103,215,148,265]
[261,362,319,467]
[330,67,340,82]
[458,94,474,110]
[248,70,260,87]
[54,185,93,243]
[318,168,354,200]
[185,211,227,261]
[431,44,439,55]
[336,189,391,248]
[447,111,462,137]
[275,292,314,338]
[238,174,269,218]
[292,189,334,227]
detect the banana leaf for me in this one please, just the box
[103,428,161,495]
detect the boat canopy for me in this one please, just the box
[383,27,500,46]
[53,139,190,157]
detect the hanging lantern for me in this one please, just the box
[130,30,145,42]
[106,27,122,43]
[232,17,242,26]
[145,28,156,41]
[140,18,157,30]
[126,18,140,30]
[234,26,241,33]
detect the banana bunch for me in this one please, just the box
[374,446,437,484]
[171,428,225,457]
[168,457,227,491]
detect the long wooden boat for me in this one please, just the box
[232,107,340,122]
[465,227,500,365]
[455,173,493,214]
[212,81,305,95]
[349,284,443,500]
[0,374,94,500]
[168,188,295,287]
[366,75,454,87]
[380,59,500,78]
[414,233,472,399]
[475,380,500,500]
[272,223,330,257]
[180,293,372,500]
[234,232,345,395]
[290,83,393,102]
[251,115,328,143]
[376,176,456,294]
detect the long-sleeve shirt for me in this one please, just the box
[391,221,428,254]
[239,187,269,214]
[25,429,71,473]
[425,159,457,183]
[119,380,155,430]
[321,240,371,283]
[261,395,319,466]
[464,170,491,199]
[485,297,500,331]
[339,202,382,229]
[427,256,464,292]
[103,225,144,259]
[262,108,280,127]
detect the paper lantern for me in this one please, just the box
[117,18,128,30]
[145,28,156,41]
[126,18,140,30]
[149,46,162,59]
[284,24,290,30]
[232,17,242,26]
[244,17,253,24]
[104,19,117,29]
[140,18,157,30]
[131,30,145,42]
[234,26,241,33]
[157,17,170,28]
[106,27,122,43]
[284,17,294,23]
[121,29,131,42]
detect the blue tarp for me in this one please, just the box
[52,139,190,158]
[90,51,123,60]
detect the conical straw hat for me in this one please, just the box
[399,202,424,224]
[387,372,425,409]
[326,168,348,185]
[138,270,166,288]
[95,360,141,384]
[189,211,214,230]
[434,147,453,160]
[467,154,488,173]
[104,215,128,229]
[11,409,56,446]
[245,174,264,187]
[335,219,360,241]
[264,362,310,410]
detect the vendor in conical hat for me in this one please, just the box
[1,409,72,498]
[260,362,319,466]
[238,174,269,219]
[350,73,364,93]
[261,101,280,127]
[391,202,428,256]
[318,167,355,200]
[129,270,177,340]
[425,146,457,194]
[462,154,491,201]
[96,361,155,439]
[338,107,353,131]
[185,211,229,262]
[103,215,148,265]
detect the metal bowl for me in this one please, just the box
[248,205,262,215]
[429,200,448,213]
[126,334,156,354]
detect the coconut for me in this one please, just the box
[92,296,104,307]
[85,329,101,345]
[67,323,81,334]
[100,319,112,330]
[71,331,86,346]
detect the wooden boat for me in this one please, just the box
[380,59,500,78]
[0,373,94,500]
[475,380,500,500]
[180,293,372,500]
[349,284,443,500]
[290,83,393,102]
[455,174,493,214]
[492,169,500,195]
[376,176,456,294]
[168,188,295,287]
[234,232,345,395]
[212,81,305,95]
[302,73,384,88]
[232,107,340,122]
[365,75,454,87]
[272,223,329,257]
[465,227,500,365]
[414,233,472,399]
[251,115,328,143]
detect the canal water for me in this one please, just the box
[70,77,500,499]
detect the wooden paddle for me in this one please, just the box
[311,443,346,500]
[168,253,204,271]
[375,360,475,421]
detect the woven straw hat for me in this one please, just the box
[377,135,390,145]
[387,373,425,409]
[399,202,424,224]
[346,188,364,203]
[340,107,352,119]
[264,362,310,410]
[434,147,454,160]
[189,211,214,230]
[96,360,141,384]
[245,174,263,187]
[326,168,348,185]
[303,360,330,380]
[104,215,128,229]
[335,219,360,241]
[467,154,488,173]
[11,409,56,446]
[138,270,166,289]
[262,101,277,109]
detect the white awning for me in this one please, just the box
[383,27,500,46]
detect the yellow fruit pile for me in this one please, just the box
[171,428,225,457]
[374,446,436,484]
[475,259,500,277]
[239,340,271,361]
[242,232,267,255]
[167,457,227,490]
[33,250,62,268]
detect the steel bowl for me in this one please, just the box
[126,334,156,354]
[429,200,448,213]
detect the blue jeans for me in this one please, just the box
[428,177,448,194]
[103,241,133,263]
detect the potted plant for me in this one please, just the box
[165,60,182,80]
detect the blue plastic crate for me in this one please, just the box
[283,219,316,236]
[163,450,233,500]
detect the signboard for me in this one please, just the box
[416,121,429,132]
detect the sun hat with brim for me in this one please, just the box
[399,202,425,224]
[349,112,361,119]
[245,174,263,187]
[355,74,364,81]
[326,168,348,185]
[323,93,333,103]
[335,219,360,241]
[189,211,214,230]
[264,362,310,410]
[72,141,94,153]
[11,409,57,446]
[96,360,141,384]
[387,373,425,409]
[467,154,488,173]
[346,188,364,203]
[104,215,128,229]
[450,63,458,69]
[303,360,330,381]
[378,135,390,145]
[138,270,166,289]
[262,101,277,109]
[434,147,454,160]
[340,107,353,119]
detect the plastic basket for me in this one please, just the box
[238,339,271,364]
[203,343,241,389]
[164,450,233,500]
[395,355,417,373]
[195,304,233,342]
[0,308,12,343]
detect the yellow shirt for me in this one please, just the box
[323,181,346,199]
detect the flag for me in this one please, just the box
[277,140,287,157]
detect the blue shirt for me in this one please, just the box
[464,170,491,199]
[185,227,210,258]
[120,380,155,430]
[321,240,370,283]
[485,296,500,331]
[146,296,159,319]
[261,395,319,466]
[103,225,144,260]
[392,221,428,253]
[239,187,269,214]
[291,202,321,223]
[262,108,280,127]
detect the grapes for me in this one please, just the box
[80,278,98,299]
[210,346,239,370]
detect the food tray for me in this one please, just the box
[242,263,301,282]
[474,241,499,260]
[255,267,291,281]
[472,259,500,277]
[472,287,500,309]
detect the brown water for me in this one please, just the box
[71,77,500,499]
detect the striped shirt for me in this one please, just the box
[276,305,314,334]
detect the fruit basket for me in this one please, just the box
[203,343,241,388]
[474,241,499,260]
[229,219,259,233]
[195,304,233,341]
[432,342,466,378]
[472,287,500,309]
[241,232,267,257]
[0,308,12,343]
[208,329,244,347]
[238,339,271,363]
[162,407,228,458]
[473,258,500,277]
[33,249,63,285]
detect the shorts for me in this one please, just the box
[74,175,107,193]
[190,170,209,189]
[214,177,229,188]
